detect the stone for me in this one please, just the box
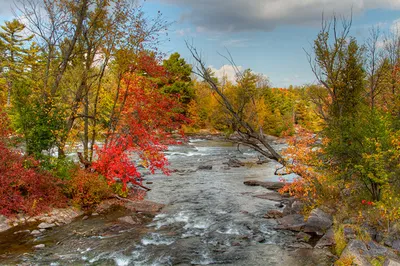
[276,214,305,231]
[198,165,213,170]
[92,213,99,216]
[14,230,30,235]
[31,230,41,235]
[296,232,312,242]
[264,210,284,219]
[38,222,56,229]
[391,240,400,252]
[375,232,384,242]
[117,216,137,225]
[243,180,286,191]
[366,241,388,257]
[254,192,285,202]
[384,258,400,266]
[291,201,304,214]
[124,200,165,215]
[254,236,265,243]
[224,158,245,168]
[34,244,45,249]
[0,221,11,233]
[288,242,313,249]
[343,226,356,241]
[340,240,372,266]
[315,228,335,248]
[303,208,333,235]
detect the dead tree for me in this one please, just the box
[186,41,284,163]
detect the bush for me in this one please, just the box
[67,169,112,209]
[0,143,67,217]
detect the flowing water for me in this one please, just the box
[0,139,333,265]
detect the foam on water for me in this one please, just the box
[141,233,175,246]
[113,255,131,266]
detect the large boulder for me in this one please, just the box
[340,240,372,266]
[303,208,333,235]
[340,240,393,266]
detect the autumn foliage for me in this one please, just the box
[92,58,188,191]
[67,169,112,208]
[0,143,67,216]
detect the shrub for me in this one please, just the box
[0,143,67,217]
[67,169,112,209]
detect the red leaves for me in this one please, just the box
[362,200,374,206]
[93,55,188,192]
[0,143,67,217]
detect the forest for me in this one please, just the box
[0,0,399,265]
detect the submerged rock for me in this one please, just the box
[264,210,284,219]
[243,180,285,191]
[197,165,213,170]
[225,158,245,167]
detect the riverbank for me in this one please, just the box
[0,199,164,264]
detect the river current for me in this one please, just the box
[1,139,333,265]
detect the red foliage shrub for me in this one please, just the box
[0,143,67,217]
[67,169,112,208]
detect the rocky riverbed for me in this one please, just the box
[1,138,398,265]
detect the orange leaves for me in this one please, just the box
[279,126,330,205]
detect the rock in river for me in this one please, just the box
[243,180,285,191]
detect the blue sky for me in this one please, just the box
[1,0,399,87]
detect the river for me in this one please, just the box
[0,138,333,265]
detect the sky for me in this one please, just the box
[1,0,399,87]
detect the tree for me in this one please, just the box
[306,14,397,201]
[93,57,187,191]
[0,19,33,106]
[186,42,283,162]
[161,52,194,114]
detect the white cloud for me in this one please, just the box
[208,64,243,84]
[157,0,400,32]
[208,64,271,86]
